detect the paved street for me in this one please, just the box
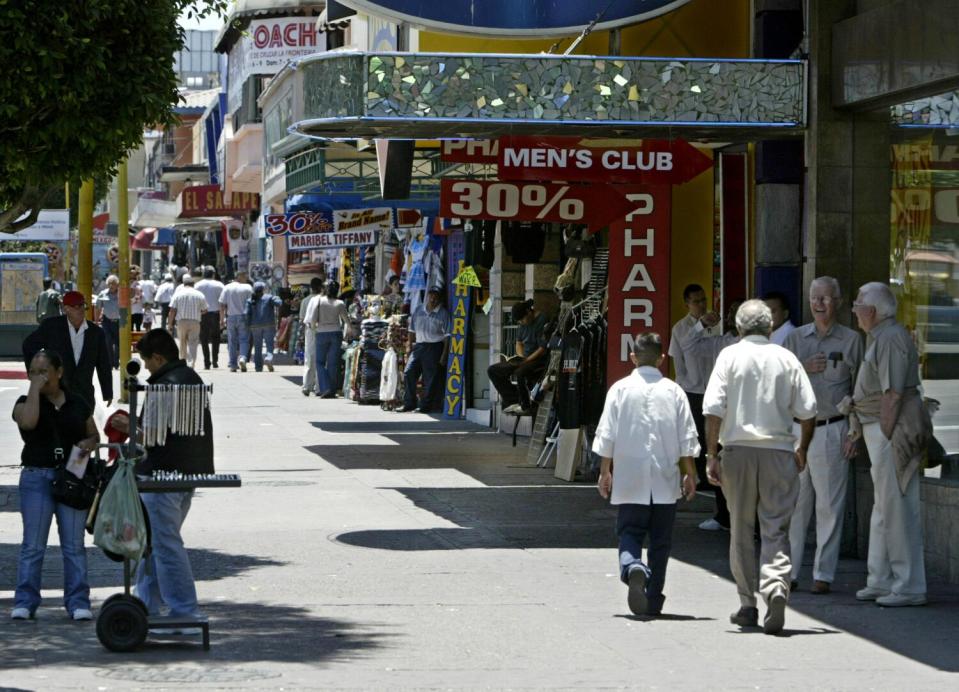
[1,363,958,690]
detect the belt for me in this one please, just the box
[794,415,845,427]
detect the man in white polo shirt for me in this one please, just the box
[703,300,817,635]
[168,275,207,370]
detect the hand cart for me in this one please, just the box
[92,360,239,652]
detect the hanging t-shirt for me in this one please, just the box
[502,221,547,264]
[557,331,583,429]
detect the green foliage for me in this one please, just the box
[0,0,227,232]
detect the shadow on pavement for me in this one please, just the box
[0,544,286,591]
[0,600,390,672]
[314,428,959,671]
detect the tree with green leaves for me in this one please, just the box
[0,0,227,233]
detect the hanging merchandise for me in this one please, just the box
[338,248,354,295]
[356,317,388,404]
[556,330,583,429]
[502,221,547,264]
[139,384,214,447]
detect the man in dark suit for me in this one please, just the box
[22,290,113,409]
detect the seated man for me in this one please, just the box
[119,329,214,622]
[488,300,549,415]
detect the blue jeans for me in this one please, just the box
[315,331,342,396]
[250,326,276,371]
[15,467,90,615]
[226,315,250,369]
[135,491,200,618]
[617,502,677,613]
[403,341,445,410]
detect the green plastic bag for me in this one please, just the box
[93,458,146,563]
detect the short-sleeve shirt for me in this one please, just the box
[703,335,818,452]
[517,313,548,354]
[195,279,225,312]
[14,392,91,468]
[853,318,921,423]
[592,367,701,505]
[219,281,254,317]
[410,304,450,343]
[784,322,863,420]
[95,289,120,320]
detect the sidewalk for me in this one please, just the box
[1,362,958,690]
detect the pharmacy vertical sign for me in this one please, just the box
[606,187,672,385]
[444,230,471,419]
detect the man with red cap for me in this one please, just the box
[22,290,114,409]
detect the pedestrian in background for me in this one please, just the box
[398,287,449,413]
[35,277,62,323]
[94,275,121,368]
[668,283,728,531]
[22,291,114,409]
[305,279,349,397]
[219,271,253,372]
[195,266,224,370]
[168,275,207,370]
[849,282,930,607]
[594,332,699,617]
[11,349,100,621]
[765,291,797,346]
[300,278,323,395]
[246,281,283,372]
[703,299,817,635]
[154,274,175,331]
[784,277,863,594]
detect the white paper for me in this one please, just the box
[65,446,89,479]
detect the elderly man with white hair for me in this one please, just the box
[703,299,817,634]
[849,281,930,607]
[784,277,863,595]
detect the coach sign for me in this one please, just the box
[337,0,691,36]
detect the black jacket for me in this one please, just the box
[22,315,113,408]
[136,359,214,476]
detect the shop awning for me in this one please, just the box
[273,51,807,142]
[130,198,181,228]
[131,227,177,250]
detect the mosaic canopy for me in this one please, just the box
[291,52,806,140]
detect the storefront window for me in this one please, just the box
[890,129,959,471]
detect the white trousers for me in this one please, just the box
[302,329,317,394]
[789,420,849,583]
[177,319,201,369]
[862,422,926,596]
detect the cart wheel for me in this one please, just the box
[101,593,149,617]
[97,600,148,652]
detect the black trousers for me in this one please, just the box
[488,358,546,409]
[685,391,729,527]
[200,312,221,368]
[160,303,171,330]
[131,313,143,330]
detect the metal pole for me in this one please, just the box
[78,180,95,319]
[118,161,131,402]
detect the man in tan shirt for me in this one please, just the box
[851,282,926,607]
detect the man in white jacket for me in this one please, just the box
[593,332,700,617]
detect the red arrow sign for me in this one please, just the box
[440,179,638,232]
[496,136,713,185]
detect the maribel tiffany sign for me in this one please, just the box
[337,1,691,36]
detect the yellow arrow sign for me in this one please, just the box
[452,265,482,287]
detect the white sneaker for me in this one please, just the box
[876,593,926,607]
[855,586,891,601]
[71,608,93,621]
[11,607,31,620]
[698,518,728,531]
[239,357,247,372]
[503,403,522,414]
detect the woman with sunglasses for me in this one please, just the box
[11,349,99,621]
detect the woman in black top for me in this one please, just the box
[11,349,99,621]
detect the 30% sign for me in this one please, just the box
[440,179,636,232]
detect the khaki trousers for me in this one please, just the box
[177,319,201,368]
[722,446,799,608]
[862,422,926,596]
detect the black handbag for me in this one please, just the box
[52,461,101,510]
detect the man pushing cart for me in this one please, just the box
[98,329,237,651]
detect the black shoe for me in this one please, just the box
[790,580,799,592]
[321,392,336,399]
[764,593,787,635]
[212,363,219,369]
[729,606,759,628]
[627,568,648,616]
[204,365,210,370]
[301,389,311,397]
